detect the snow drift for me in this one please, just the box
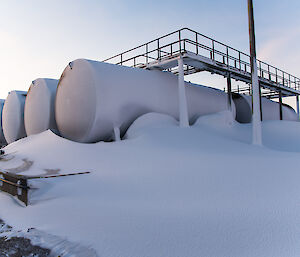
[1,112,300,257]
[125,112,178,139]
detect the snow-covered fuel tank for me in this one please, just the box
[55,59,236,142]
[233,93,298,123]
[24,78,59,136]
[0,99,6,145]
[2,91,27,144]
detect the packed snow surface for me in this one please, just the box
[1,111,300,257]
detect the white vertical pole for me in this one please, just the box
[251,59,262,145]
[227,74,232,112]
[248,0,262,145]
[114,127,121,141]
[297,95,300,119]
[178,56,189,127]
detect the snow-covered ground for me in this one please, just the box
[1,111,300,257]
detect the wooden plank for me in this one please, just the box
[27,171,91,179]
[0,170,91,206]
[0,171,29,206]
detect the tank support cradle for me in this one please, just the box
[178,56,189,128]
[114,127,121,141]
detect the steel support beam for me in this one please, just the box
[279,90,283,120]
[227,74,232,111]
[178,56,189,127]
[297,95,299,119]
[248,0,262,145]
[259,83,263,121]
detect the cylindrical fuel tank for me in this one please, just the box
[2,91,27,144]
[24,78,59,136]
[55,59,236,143]
[0,99,6,145]
[233,93,298,123]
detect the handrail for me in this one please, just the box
[102,28,300,92]
[103,28,185,62]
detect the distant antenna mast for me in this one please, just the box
[248,0,262,145]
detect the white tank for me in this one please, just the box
[2,91,27,144]
[24,78,59,136]
[0,99,6,145]
[55,59,235,143]
[233,93,298,123]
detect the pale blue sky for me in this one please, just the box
[1,0,300,107]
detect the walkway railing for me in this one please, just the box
[103,28,300,92]
[225,85,280,99]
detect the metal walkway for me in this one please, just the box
[103,28,300,98]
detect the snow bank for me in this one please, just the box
[125,112,178,139]
[262,120,300,152]
[195,110,235,128]
[1,112,300,257]
[194,110,252,144]
[194,111,300,152]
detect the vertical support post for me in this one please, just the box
[226,47,229,67]
[114,127,121,141]
[259,84,262,121]
[279,91,283,120]
[248,0,262,145]
[178,30,182,52]
[196,33,198,54]
[157,39,160,60]
[296,95,300,119]
[259,61,261,77]
[178,56,189,127]
[227,73,232,111]
[146,44,149,65]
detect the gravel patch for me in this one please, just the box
[0,219,50,257]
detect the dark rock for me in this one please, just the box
[0,219,50,257]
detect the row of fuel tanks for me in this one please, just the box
[0,59,298,145]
